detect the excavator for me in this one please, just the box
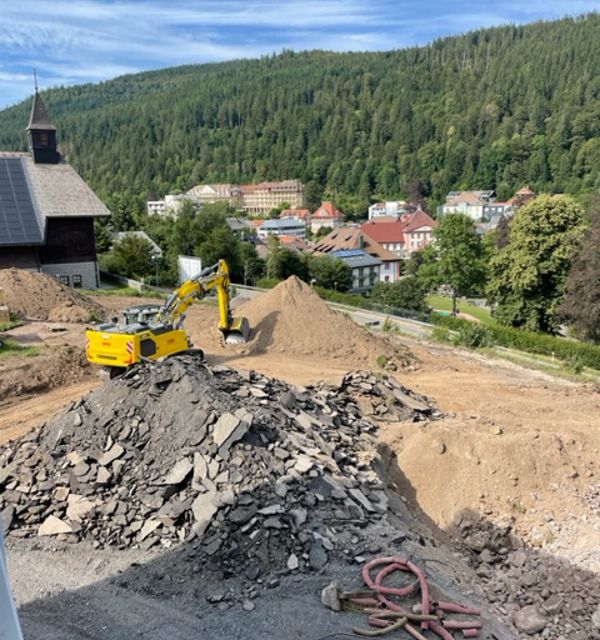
[85,259,250,377]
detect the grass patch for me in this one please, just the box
[431,314,600,371]
[82,286,163,299]
[0,339,41,360]
[427,295,494,325]
[0,319,20,332]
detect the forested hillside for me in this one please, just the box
[1,14,599,214]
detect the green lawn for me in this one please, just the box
[427,295,495,325]
[82,286,163,299]
[0,339,41,360]
[0,320,20,332]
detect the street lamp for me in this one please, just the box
[151,254,159,285]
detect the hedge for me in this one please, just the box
[431,314,600,370]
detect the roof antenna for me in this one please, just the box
[33,68,39,93]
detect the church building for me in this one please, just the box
[0,90,110,288]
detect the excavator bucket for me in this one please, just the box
[222,316,250,344]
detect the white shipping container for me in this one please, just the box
[178,255,203,283]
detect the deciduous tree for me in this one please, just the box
[308,255,351,291]
[418,214,486,315]
[371,277,428,312]
[487,195,585,333]
[559,199,600,342]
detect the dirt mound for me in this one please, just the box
[237,277,413,368]
[0,345,92,402]
[0,268,103,322]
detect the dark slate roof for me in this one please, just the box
[0,152,109,247]
[0,156,44,245]
[27,91,56,132]
[330,249,381,268]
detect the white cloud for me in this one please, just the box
[1,0,600,107]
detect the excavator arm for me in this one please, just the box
[160,259,249,343]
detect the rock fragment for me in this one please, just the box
[38,515,72,536]
[513,605,547,635]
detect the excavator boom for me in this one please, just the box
[85,259,250,373]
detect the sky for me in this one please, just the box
[1,0,600,109]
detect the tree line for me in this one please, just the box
[1,15,600,217]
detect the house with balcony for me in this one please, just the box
[367,200,416,220]
[329,249,382,294]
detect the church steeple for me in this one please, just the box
[26,89,60,164]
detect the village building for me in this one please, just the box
[329,249,381,294]
[0,91,110,288]
[279,208,310,221]
[361,208,436,258]
[438,190,495,221]
[401,209,437,255]
[186,183,243,207]
[241,180,304,215]
[309,201,344,233]
[313,227,401,285]
[360,220,406,257]
[257,218,306,240]
[367,200,416,220]
[146,194,194,217]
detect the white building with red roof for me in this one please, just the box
[402,209,437,255]
[309,201,344,233]
[361,209,436,258]
[360,220,406,256]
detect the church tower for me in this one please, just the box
[26,90,60,164]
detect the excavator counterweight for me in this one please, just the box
[85,260,250,375]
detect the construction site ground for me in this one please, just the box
[1,289,599,639]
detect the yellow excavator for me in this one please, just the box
[85,259,249,377]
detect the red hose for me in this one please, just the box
[442,620,483,630]
[438,601,482,616]
[361,556,481,640]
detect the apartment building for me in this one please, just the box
[241,180,304,215]
[186,183,242,206]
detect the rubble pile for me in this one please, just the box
[0,357,438,579]
[337,370,444,422]
[457,517,600,640]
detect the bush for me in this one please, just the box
[431,326,452,344]
[431,313,600,370]
[376,354,389,368]
[454,323,492,349]
[256,277,280,289]
[314,287,368,308]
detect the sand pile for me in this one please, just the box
[237,277,413,368]
[0,268,103,322]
